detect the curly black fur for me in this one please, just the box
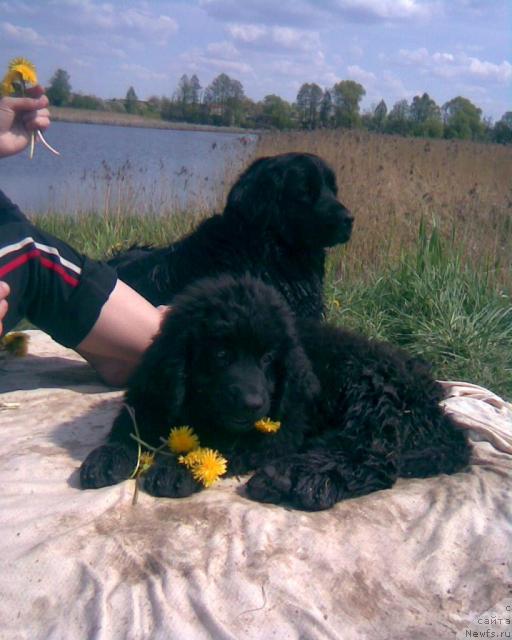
[108,152,353,319]
[80,276,471,511]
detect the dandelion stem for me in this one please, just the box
[37,129,60,156]
[29,132,35,159]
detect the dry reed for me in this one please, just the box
[255,130,512,289]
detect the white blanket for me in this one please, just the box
[1,331,511,640]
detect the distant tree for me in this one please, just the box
[175,74,192,104]
[105,99,126,114]
[189,74,202,104]
[172,75,204,122]
[331,80,365,128]
[259,94,294,129]
[410,93,443,137]
[204,73,245,125]
[442,96,484,140]
[174,74,191,120]
[319,89,334,128]
[125,86,138,114]
[493,111,512,144]
[46,69,71,106]
[69,93,104,110]
[371,99,388,132]
[160,96,177,121]
[385,99,411,135]
[204,73,244,104]
[147,95,162,112]
[481,116,494,142]
[296,83,323,129]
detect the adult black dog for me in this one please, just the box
[108,152,353,319]
[80,276,471,511]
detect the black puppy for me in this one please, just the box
[80,276,471,511]
[109,153,353,319]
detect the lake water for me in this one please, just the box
[0,121,257,215]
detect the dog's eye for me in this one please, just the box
[215,349,230,364]
[261,351,275,367]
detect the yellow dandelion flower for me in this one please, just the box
[9,57,38,85]
[1,70,20,96]
[139,451,155,473]
[179,448,227,488]
[0,332,29,357]
[168,426,200,454]
[254,417,281,434]
[9,57,36,71]
[1,58,38,96]
[178,449,202,467]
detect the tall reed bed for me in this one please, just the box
[256,129,512,288]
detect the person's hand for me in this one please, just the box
[0,281,10,336]
[0,84,50,158]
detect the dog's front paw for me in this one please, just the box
[142,461,201,498]
[245,461,294,505]
[80,444,137,489]
[246,458,340,511]
[291,473,339,511]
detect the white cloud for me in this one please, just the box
[271,26,320,51]
[380,71,417,100]
[206,41,239,59]
[227,23,320,53]
[0,21,46,45]
[0,1,35,14]
[398,47,429,64]
[202,0,436,25]
[432,52,454,63]
[398,47,512,84]
[181,48,253,77]
[467,57,512,82]
[120,63,168,82]
[121,9,178,43]
[347,64,376,83]
[181,40,251,80]
[227,23,266,43]
[49,1,178,44]
[331,0,436,21]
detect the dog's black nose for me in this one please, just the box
[243,392,265,412]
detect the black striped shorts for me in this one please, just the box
[0,190,117,348]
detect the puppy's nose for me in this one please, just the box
[243,392,265,412]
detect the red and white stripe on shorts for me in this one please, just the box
[0,236,82,287]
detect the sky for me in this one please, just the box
[0,0,510,120]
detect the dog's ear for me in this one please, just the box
[224,156,283,229]
[271,340,320,421]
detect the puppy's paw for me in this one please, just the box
[80,444,137,489]
[291,474,339,511]
[142,462,200,498]
[245,461,294,505]
[246,459,340,511]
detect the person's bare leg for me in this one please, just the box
[76,279,164,387]
[0,281,9,335]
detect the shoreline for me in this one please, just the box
[50,106,260,135]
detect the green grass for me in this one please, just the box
[30,211,202,260]
[30,212,512,399]
[326,221,512,398]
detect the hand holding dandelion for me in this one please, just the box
[0,58,59,159]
